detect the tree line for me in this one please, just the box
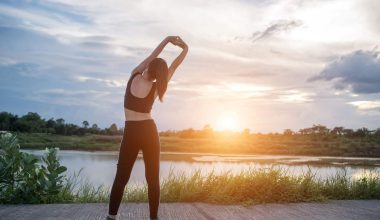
[283,124,380,138]
[160,125,380,139]
[0,112,122,136]
[1,111,379,138]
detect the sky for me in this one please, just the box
[1,0,380,132]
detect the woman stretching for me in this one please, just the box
[107,36,188,220]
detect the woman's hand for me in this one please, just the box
[168,36,188,49]
[166,36,186,47]
[165,36,179,44]
[175,37,188,49]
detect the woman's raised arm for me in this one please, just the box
[168,37,188,81]
[131,36,178,76]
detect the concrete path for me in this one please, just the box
[0,200,379,220]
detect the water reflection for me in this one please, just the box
[21,150,380,188]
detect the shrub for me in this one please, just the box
[0,133,67,203]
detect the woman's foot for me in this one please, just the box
[106,215,116,220]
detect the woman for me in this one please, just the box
[107,36,188,220]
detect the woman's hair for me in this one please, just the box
[147,57,168,102]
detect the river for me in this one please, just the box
[21,149,380,188]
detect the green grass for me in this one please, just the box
[56,165,380,205]
[17,133,121,151]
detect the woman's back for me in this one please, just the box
[124,71,157,121]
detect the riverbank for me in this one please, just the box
[1,200,379,220]
[17,132,380,157]
[3,133,380,208]
[13,164,377,205]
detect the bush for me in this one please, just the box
[0,133,67,203]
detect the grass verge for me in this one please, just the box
[58,165,380,206]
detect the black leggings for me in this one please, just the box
[108,119,160,218]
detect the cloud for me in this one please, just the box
[75,76,124,88]
[308,49,380,94]
[1,0,380,131]
[348,100,380,110]
[360,0,380,33]
[26,88,118,107]
[275,90,315,103]
[235,19,303,43]
[251,20,303,42]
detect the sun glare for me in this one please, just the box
[215,112,239,131]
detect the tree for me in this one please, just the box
[55,118,66,135]
[0,112,18,131]
[311,124,329,135]
[65,123,79,136]
[91,124,98,129]
[56,118,65,125]
[342,128,354,137]
[16,112,45,133]
[331,126,344,136]
[375,128,380,137]
[201,124,214,138]
[90,123,100,134]
[299,128,312,135]
[46,118,57,134]
[108,123,118,135]
[353,127,370,137]
[283,129,294,136]
[82,121,89,129]
[178,128,195,138]
[242,128,250,137]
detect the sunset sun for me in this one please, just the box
[215,112,239,131]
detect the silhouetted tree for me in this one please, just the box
[15,112,45,133]
[311,124,329,135]
[331,126,344,136]
[90,123,100,134]
[0,112,18,131]
[342,128,354,137]
[353,127,370,137]
[375,128,380,137]
[283,129,294,136]
[46,118,56,134]
[242,128,250,137]
[178,128,195,138]
[82,120,89,129]
[201,124,214,138]
[107,123,118,135]
[55,118,66,135]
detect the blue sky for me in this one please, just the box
[1,0,380,132]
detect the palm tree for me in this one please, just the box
[82,121,89,129]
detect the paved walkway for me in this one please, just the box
[0,200,379,220]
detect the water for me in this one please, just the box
[21,150,380,188]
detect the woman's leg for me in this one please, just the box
[141,121,161,219]
[108,124,140,216]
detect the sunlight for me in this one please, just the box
[351,169,380,181]
[215,112,239,131]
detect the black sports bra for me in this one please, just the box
[124,72,156,113]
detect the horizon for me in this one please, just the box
[2,111,379,134]
[1,0,380,133]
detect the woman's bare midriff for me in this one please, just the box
[124,108,153,121]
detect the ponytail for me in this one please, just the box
[148,58,168,102]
